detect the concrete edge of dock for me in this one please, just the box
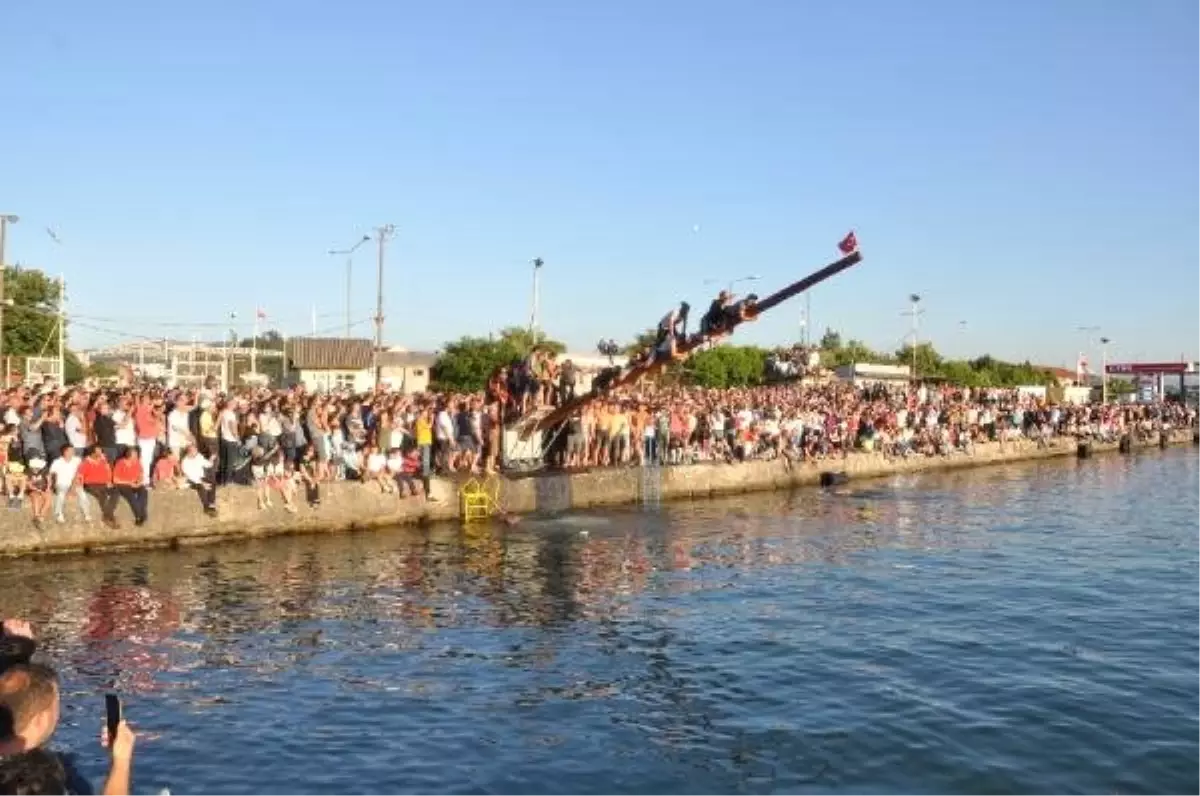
[1,431,1194,559]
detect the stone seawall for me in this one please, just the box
[0,431,1193,558]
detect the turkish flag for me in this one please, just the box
[838,231,858,255]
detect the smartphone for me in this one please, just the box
[105,694,121,743]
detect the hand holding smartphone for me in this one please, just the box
[105,694,121,745]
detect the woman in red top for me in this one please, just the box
[112,447,148,526]
[78,446,119,528]
[134,394,162,485]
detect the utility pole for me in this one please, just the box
[373,224,396,387]
[906,294,924,381]
[528,257,544,337]
[43,227,66,384]
[0,214,19,384]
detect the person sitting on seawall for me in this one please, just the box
[180,444,218,517]
[653,302,690,363]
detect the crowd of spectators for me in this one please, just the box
[0,375,1194,527]
[0,378,474,527]
[541,381,1196,468]
[0,619,135,795]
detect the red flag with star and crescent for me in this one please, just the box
[838,231,859,255]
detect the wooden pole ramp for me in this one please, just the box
[514,249,865,438]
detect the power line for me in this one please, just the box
[68,310,348,329]
[70,315,376,347]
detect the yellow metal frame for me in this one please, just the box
[459,475,502,521]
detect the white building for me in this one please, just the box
[284,338,436,394]
[561,352,628,393]
[834,362,912,387]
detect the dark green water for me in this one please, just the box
[2,449,1196,794]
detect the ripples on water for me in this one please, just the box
[1,450,1196,794]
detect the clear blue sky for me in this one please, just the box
[4,0,1197,367]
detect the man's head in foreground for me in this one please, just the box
[0,664,59,756]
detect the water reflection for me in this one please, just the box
[0,455,1172,669]
[0,450,1195,794]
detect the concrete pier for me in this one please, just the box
[0,431,1191,558]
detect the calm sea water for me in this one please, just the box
[2,449,1196,794]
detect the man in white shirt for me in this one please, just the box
[64,408,87,451]
[167,401,193,456]
[181,443,217,516]
[218,401,242,485]
[48,444,91,523]
[433,403,455,472]
[113,401,137,452]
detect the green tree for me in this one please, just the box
[842,339,881,365]
[237,329,285,350]
[496,326,565,356]
[1107,378,1135,397]
[63,352,84,385]
[895,342,943,378]
[431,337,515,392]
[819,328,842,351]
[685,345,767,388]
[431,327,566,392]
[2,266,63,358]
[233,329,285,385]
[818,328,894,369]
[937,359,978,387]
[85,361,119,380]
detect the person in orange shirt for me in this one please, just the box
[133,394,162,484]
[112,447,148,526]
[153,449,182,489]
[78,446,118,528]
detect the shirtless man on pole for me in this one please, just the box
[654,302,690,364]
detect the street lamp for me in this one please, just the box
[45,228,66,385]
[328,234,371,339]
[905,294,924,380]
[372,224,396,388]
[0,214,18,379]
[528,257,544,336]
[1099,336,1111,403]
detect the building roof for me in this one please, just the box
[286,338,374,370]
[378,351,438,368]
[1039,366,1076,380]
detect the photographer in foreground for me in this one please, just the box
[0,620,137,795]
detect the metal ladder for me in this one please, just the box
[640,464,663,506]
